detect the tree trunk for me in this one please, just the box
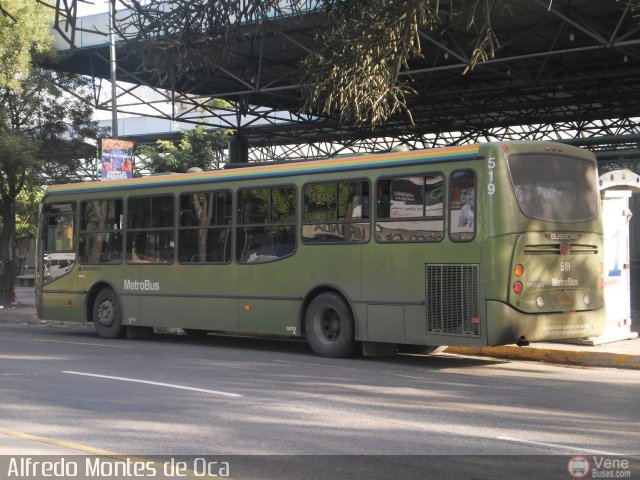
[0,196,16,307]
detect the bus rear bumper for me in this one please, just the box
[486,300,606,346]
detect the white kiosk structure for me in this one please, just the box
[595,169,639,344]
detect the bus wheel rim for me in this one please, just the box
[97,299,115,327]
[319,307,341,343]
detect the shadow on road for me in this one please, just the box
[16,320,503,370]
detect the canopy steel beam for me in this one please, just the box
[43,0,640,163]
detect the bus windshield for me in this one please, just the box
[508,153,599,223]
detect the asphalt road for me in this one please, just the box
[1,321,638,479]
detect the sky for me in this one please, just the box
[75,1,151,16]
[76,0,111,16]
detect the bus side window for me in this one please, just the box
[79,199,123,264]
[178,191,232,264]
[237,186,296,263]
[302,181,370,244]
[449,169,476,242]
[375,174,444,243]
[126,195,175,264]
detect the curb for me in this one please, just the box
[445,345,640,370]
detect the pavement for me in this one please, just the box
[3,287,640,370]
[1,287,639,456]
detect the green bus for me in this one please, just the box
[36,141,605,357]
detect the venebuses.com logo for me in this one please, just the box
[568,456,590,478]
[567,455,632,479]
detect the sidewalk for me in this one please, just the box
[5,287,640,369]
[1,286,38,323]
[445,337,640,370]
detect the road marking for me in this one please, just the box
[62,371,243,397]
[0,427,121,456]
[0,427,180,476]
[35,339,133,349]
[497,436,626,456]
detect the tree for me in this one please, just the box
[136,126,230,174]
[0,67,105,305]
[0,0,54,90]
[299,0,507,126]
[14,184,43,276]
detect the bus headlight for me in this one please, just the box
[536,296,545,309]
[583,294,591,306]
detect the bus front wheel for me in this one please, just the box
[93,288,125,339]
[305,292,358,358]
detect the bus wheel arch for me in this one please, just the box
[89,284,125,339]
[85,281,116,322]
[301,288,359,358]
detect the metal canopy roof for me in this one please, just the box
[48,0,640,160]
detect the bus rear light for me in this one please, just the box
[513,281,523,294]
[536,296,545,308]
[583,294,591,306]
[243,305,251,311]
[513,264,525,277]
[599,278,605,289]
[598,262,604,274]
[560,241,570,255]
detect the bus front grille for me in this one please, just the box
[426,264,480,337]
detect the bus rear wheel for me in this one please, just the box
[93,288,125,339]
[305,292,358,358]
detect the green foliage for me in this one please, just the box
[301,0,440,126]
[15,185,43,247]
[0,68,104,185]
[299,0,558,125]
[137,126,230,174]
[0,0,54,90]
[271,187,296,223]
[0,132,38,184]
[0,66,103,302]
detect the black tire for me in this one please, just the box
[305,292,358,358]
[397,345,447,355]
[93,288,125,339]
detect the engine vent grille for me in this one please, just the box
[426,264,480,336]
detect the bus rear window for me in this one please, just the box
[508,153,599,222]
